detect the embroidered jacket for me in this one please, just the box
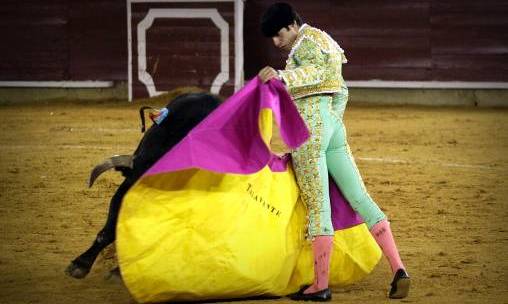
[279,24,348,100]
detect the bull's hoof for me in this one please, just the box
[65,261,90,279]
[104,266,123,283]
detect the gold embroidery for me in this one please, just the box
[280,25,346,100]
[292,96,326,237]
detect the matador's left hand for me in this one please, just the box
[258,66,280,83]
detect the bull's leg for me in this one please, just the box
[65,179,133,279]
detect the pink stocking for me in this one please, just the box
[304,236,334,294]
[370,219,405,274]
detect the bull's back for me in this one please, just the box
[131,93,222,177]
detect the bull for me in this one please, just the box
[65,93,222,279]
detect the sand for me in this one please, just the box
[0,99,507,304]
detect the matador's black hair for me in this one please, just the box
[261,2,302,37]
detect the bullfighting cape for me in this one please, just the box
[116,78,381,303]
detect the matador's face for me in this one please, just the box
[271,22,299,52]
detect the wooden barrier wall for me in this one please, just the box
[1,0,507,99]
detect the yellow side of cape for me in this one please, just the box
[116,110,381,303]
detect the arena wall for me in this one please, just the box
[0,0,507,105]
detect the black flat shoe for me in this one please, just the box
[288,285,310,296]
[289,288,332,301]
[389,269,410,299]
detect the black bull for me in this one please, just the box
[65,93,221,278]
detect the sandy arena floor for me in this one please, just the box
[0,97,507,304]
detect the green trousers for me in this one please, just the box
[292,88,386,237]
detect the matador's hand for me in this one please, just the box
[258,66,280,83]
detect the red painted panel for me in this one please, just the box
[0,0,127,81]
[1,1,507,87]
[68,0,126,81]
[0,0,69,80]
[245,0,433,81]
[130,1,235,99]
[429,0,508,81]
[244,0,508,82]
[433,68,508,82]
[345,66,432,81]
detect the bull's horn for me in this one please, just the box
[139,106,155,133]
[88,155,133,188]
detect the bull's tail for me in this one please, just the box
[89,155,134,188]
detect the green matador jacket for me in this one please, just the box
[278,23,348,100]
